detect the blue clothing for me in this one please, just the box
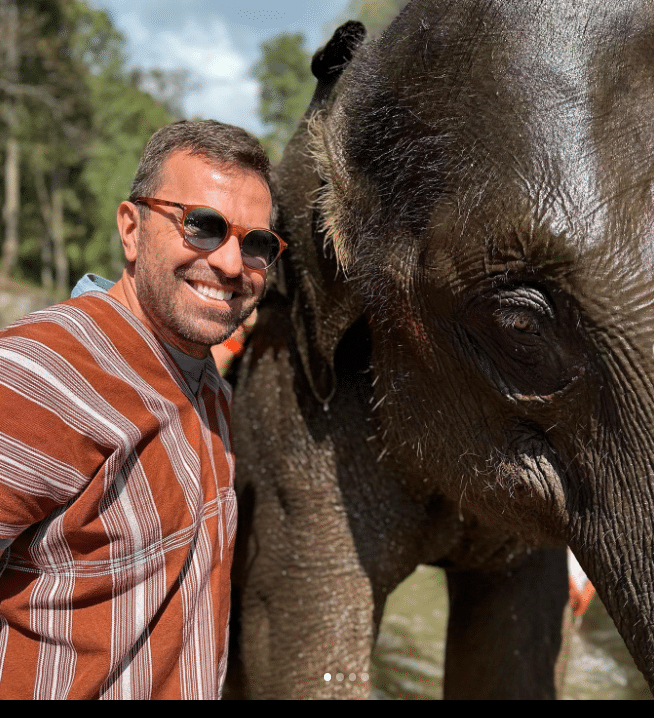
[70,273,115,297]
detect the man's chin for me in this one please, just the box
[180,324,239,350]
[179,307,256,348]
[141,283,259,351]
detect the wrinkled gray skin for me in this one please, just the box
[229,0,654,699]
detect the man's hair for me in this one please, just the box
[129,120,272,202]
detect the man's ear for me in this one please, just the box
[117,201,140,264]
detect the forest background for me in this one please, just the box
[0,0,406,300]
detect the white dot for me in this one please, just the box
[349,673,357,681]
[324,673,331,682]
[336,673,344,681]
[361,673,369,682]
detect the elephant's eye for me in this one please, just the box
[499,311,541,335]
[493,287,553,336]
[462,283,586,399]
[512,315,535,332]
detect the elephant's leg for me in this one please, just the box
[239,570,376,699]
[443,547,570,699]
[235,483,379,699]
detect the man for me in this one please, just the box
[0,120,284,699]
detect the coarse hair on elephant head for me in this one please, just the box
[302,0,654,686]
[231,0,654,699]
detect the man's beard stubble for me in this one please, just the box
[135,258,260,351]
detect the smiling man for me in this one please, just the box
[0,120,283,699]
[115,147,272,357]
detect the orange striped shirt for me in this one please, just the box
[0,293,236,699]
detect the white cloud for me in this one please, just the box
[186,77,262,132]
[114,13,262,131]
[89,0,351,135]
[136,17,247,78]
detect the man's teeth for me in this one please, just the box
[192,283,233,301]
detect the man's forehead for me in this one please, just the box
[160,151,269,195]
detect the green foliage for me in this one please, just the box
[0,0,178,291]
[337,0,409,36]
[251,1,409,166]
[251,33,314,164]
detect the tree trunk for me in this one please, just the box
[2,137,20,280]
[41,231,53,291]
[51,175,68,295]
[111,229,123,279]
[33,165,68,296]
[1,0,20,280]
[33,164,54,290]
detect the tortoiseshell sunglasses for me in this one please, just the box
[133,197,286,271]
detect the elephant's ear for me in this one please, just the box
[273,22,367,405]
[311,21,366,103]
[288,225,364,405]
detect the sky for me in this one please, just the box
[88,0,352,135]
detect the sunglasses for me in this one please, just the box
[133,196,287,271]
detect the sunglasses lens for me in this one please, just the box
[184,208,228,251]
[241,230,281,270]
[183,207,281,269]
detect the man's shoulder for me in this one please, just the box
[0,293,183,406]
[0,293,157,375]
[1,293,123,345]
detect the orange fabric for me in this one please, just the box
[221,337,244,356]
[0,294,236,699]
[569,576,596,618]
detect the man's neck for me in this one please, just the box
[107,273,212,393]
[108,272,210,360]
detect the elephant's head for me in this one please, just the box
[276,0,654,687]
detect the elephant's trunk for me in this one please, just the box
[568,441,654,688]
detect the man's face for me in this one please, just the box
[128,151,271,358]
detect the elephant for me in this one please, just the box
[228,0,654,699]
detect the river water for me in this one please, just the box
[370,565,652,700]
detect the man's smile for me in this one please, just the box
[186,279,235,302]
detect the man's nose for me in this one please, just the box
[206,233,243,277]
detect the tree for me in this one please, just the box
[25,1,95,294]
[0,0,97,292]
[251,2,410,166]
[251,33,314,164]
[71,4,176,283]
[0,0,178,293]
[0,0,22,281]
[336,0,409,37]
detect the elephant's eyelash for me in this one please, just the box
[490,286,555,335]
[495,309,542,334]
[496,288,554,317]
